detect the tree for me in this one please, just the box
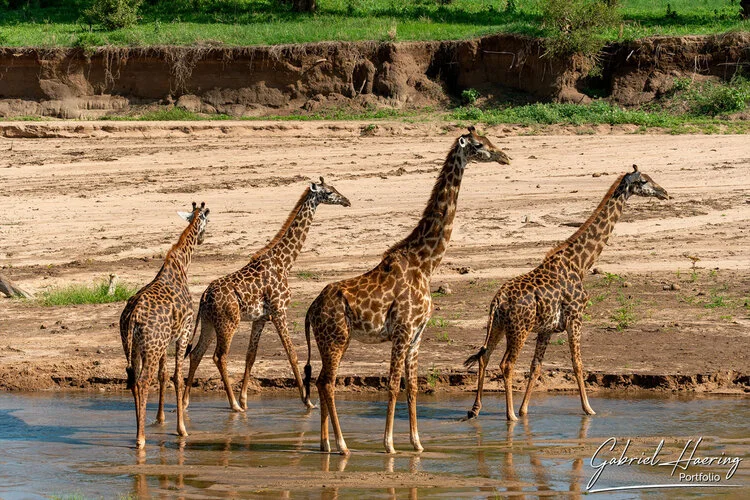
[741,0,749,20]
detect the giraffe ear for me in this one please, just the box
[458,136,467,148]
[310,181,320,192]
[177,211,193,221]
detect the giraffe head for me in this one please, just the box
[310,177,351,207]
[457,126,511,165]
[178,201,211,244]
[615,165,669,201]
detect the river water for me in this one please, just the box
[0,391,747,498]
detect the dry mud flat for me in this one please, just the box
[0,121,748,395]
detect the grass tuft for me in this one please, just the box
[40,279,138,306]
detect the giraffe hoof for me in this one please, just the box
[584,408,596,416]
[135,440,146,450]
[231,406,244,413]
[339,448,351,456]
[507,414,519,422]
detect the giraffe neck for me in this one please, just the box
[159,214,201,282]
[268,191,319,271]
[558,184,627,272]
[386,142,467,276]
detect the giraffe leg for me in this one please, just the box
[567,317,595,416]
[239,319,265,410]
[316,334,349,455]
[134,357,157,449]
[183,318,216,410]
[173,326,190,438]
[500,324,531,422]
[271,312,312,409]
[519,330,553,417]
[384,331,409,454]
[404,324,425,452]
[212,318,243,412]
[319,384,330,453]
[467,323,503,419]
[156,354,167,424]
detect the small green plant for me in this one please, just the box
[505,0,517,14]
[435,332,453,344]
[426,365,441,388]
[296,270,321,280]
[610,292,637,331]
[461,88,480,105]
[553,337,567,345]
[602,272,625,287]
[704,292,729,309]
[41,278,138,306]
[427,317,450,328]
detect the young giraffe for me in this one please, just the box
[465,166,669,421]
[120,201,210,449]
[183,178,350,412]
[303,127,511,455]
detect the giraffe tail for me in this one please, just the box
[125,322,140,390]
[303,308,313,405]
[464,299,499,369]
[184,291,206,358]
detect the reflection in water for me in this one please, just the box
[0,392,747,499]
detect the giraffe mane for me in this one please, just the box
[251,186,312,259]
[165,208,201,264]
[383,137,461,257]
[545,173,627,258]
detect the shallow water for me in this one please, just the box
[0,391,747,499]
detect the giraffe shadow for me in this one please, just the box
[0,409,94,447]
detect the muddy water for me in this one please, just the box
[0,391,747,499]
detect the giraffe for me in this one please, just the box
[182,178,350,412]
[464,165,669,421]
[120,201,210,449]
[303,127,511,455]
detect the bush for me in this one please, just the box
[542,0,621,59]
[83,0,143,30]
[461,88,480,105]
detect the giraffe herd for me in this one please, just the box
[121,127,670,452]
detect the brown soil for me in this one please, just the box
[0,121,748,396]
[1,33,749,118]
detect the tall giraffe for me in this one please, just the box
[303,127,511,455]
[465,166,669,421]
[120,201,210,449]
[183,178,350,412]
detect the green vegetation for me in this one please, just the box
[40,278,137,306]
[426,364,441,388]
[610,292,638,331]
[0,0,747,48]
[295,270,321,280]
[426,316,450,329]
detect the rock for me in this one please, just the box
[39,324,46,330]
[622,281,631,288]
[592,267,602,275]
[670,283,681,291]
[456,266,473,275]
[592,172,601,177]
[436,284,452,295]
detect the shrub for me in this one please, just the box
[83,0,143,30]
[461,88,480,105]
[542,0,621,59]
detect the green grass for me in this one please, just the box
[0,0,747,48]
[40,279,138,306]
